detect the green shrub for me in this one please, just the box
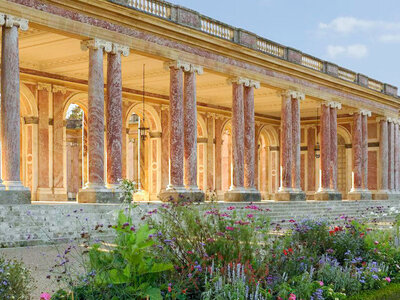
[0,255,35,300]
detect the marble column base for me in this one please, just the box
[133,190,150,202]
[186,186,205,202]
[36,188,54,201]
[347,189,372,200]
[373,191,400,200]
[77,185,122,203]
[159,185,196,202]
[314,189,342,201]
[224,187,261,202]
[53,188,68,201]
[0,190,31,204]
[274,188,306,201]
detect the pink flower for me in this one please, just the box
[227,206,236,210]
[319,281,324,286]
[385,277,391,283]
[40,293,51,300]
[225,226,235,231]
[247,214,254,218]
[288,293,296,300]
[374,241,379,245]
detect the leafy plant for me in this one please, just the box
[0,255,35,300]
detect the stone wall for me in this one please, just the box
[2,200,400,248]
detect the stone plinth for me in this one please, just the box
[224,187,261,202]
[0,190,31,204]
[274,189,306,201]
[314,190,342,201]
[348,190,372,201]
[77,186,122,203]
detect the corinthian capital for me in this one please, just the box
[360,109,372,117]
[0,14,29,31]
[81,38,112,53]
[165,60,191,72]
[112,43,130,56]
[282,90,305,101]
[325,101,342,109]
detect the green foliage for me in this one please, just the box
[0,255,34,300]
[347,282,400,300]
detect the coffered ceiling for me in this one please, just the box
[12,25,356,119]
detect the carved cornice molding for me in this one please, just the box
[282,90,305,101]
[52,85,67,94]
[37,82,52,92]
[0,14,29,31]
[112,43,130,56]
[81,38,112,52]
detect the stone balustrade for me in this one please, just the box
[110,0,398,97]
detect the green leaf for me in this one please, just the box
[146,287,163,300]
[108,269,128,284]
[123,264,131,279]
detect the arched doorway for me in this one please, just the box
[221,121,232,192]
[125,103,161,200]
[20,84,39,200]
[64,103,87,200]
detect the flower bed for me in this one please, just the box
[43,192,400,299]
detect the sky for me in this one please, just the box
[170,0,400,87]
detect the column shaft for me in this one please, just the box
[307,127,316,191]
[183,71,198,188]
[279,94,292,190]
[244,86,256,189]
[169,66,184,187]
[214,118,224,192]
[291,96,301,190]
[320,104,331,190]
[379,120,389,191]
[352,113,363,190]
[1,25,22,184]
[38,87,50,189]
[361,114,369,190]
[106,52,123,186]
[330,106,338,190]
[388,121,394,191]
[394,123,399,192]
[160,107,169,190]
[87,47,105,186]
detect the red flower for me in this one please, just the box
[283,249,288,256]
[288,248,293,253]
[168,284,172,293]
[329,230,335,236]
[182,289,187,294]
[360,233,365,238]
[226,226,235,231]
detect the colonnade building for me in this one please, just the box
[0,0,399,204]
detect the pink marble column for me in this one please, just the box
[361,113,369,190]
[214,117,224,192]
[279,92,292,191]
[1,15,29,191]
[160,106,170,190]
[394,123,399,192]
[352,112,363,191]
[206,114,214,191]
[168,66,185,188]
[330,105,338,190]
[319,103,331,191]
[231,81,245,189]
[244,84,257,189]
[81,39,112,189]
[106,44,129,187]
[37,84,51,190]
[52,86,67,200]
[291,95,301,191]
[388,120,394,192]
[379,119,389,192]
[307,127,316,192]
[183,70,198,189]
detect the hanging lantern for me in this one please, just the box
[138,63,149,141]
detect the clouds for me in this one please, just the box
[319,16,400,44]
[326,44,368,59]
